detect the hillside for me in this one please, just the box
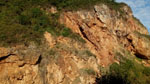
[0,0,150,84]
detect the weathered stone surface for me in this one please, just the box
[0,45,41,84]
[0,47,11,58]
[44,35,99,84]
[44,32,56,48]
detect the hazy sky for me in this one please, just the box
[116,0,150,33]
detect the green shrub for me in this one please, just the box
[109,53,150,84]
[69,34,86,43]
[80,68,96,75]
[134,31,150,42]
[49,49,56,55]
[85,68,96,75]
[18,15,31,25]
[31,8,43,18]
[48,0,122,12]
[37,15,50,27]
[143,67,150,76]
[61,27,71,37]
[85,50,96,57]
[0,23,42,46]
[0,0,126,46]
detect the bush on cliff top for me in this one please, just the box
[0,0,124,46]
[47,0,125,12]
[0,0,86,46]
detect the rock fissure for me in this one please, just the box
[35,55,42,65]
[65,13,100,50]
[0,54,16,61]
[135,52,148,59]
[78,26,98,49]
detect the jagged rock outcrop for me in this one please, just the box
[60,4,149,66]
[127,32,150,59]
[0,46,42,84]
[0,3,150,84]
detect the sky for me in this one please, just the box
[116,0,150,33]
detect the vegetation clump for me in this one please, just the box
[80,68,96,75]
[0,0,127,46]
[97,51,150,84]
[0,0,86,46]
[134,31,150,40]
[48,0,125,11]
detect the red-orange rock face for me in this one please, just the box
[60,4,149,66]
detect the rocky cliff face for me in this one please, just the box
[0,4,150,84]
[60,4,149,65]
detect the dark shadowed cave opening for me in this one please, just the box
[135,52,148,59]
[95,74,129,84]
